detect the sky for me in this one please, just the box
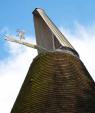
[0,0,95,113]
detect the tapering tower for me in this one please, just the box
[11,8,95,113]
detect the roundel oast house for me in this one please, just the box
[11,8,95,113]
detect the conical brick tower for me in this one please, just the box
[11,8,95,113]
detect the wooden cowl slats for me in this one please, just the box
[11,52,95,113]
[33,8,75,53]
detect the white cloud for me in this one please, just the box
[0,37,37,113]
[0,23,95,113]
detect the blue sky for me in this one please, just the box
[0,0,95,31]
[1,0,95,59]
[0,0,95,113]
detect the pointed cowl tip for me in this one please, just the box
[32,8,45,15]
